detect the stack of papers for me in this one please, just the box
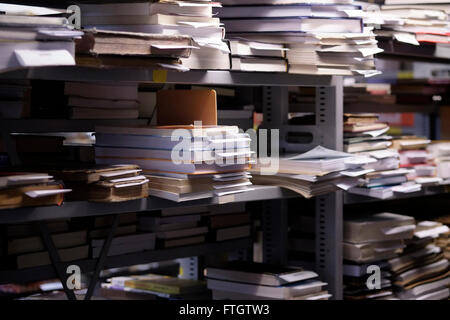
[428,142,450,182]
[0,3,82,72]
[343,212,416,300]
[251,145,374,198]
[0,172,71,209]
[95,125,254,202]
[217,0,382,76]
[388,220,450,300]
[80,0,231,70]
[205,261,331,300]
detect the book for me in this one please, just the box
[0,183,67,210]
[343,240,406,263]
[8,231,87,255]
[229,40,286,57]
[160,235,205,248]
[16,245,89,269]
[205,262,318,286]
[155,226,208,239]
[344,122,388,133]
[124,274,206,295]
[82,14,220,27]
[222,17,363,33]
[215,224,251,241]
[208,212,250,229]
[344,212,416,243]
[231,56,287,72]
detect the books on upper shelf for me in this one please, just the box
[217,1,382,76]
[49,164,149,202]
[64,81,140,119]
[0,3,82,72]
[0,172,71,209]
[205,262,331,300]
[80,1,230,70]
[91,233,156,258]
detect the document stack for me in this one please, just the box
[0,3,82,72]
[52,164,149,202]
[251,145,374,199]
[138,207,208,248]
[80,1,231,70]
[388,220,450,300]
[435,215,450,260]
[429,142,450,183]
[361,0,450,56]
[217,0,382,76]
[343,212,416,300]
[95,124,253,202]
[205,261,331,300]
[64,82,140,119]
[0,172,71,209]
[102,273,209,300]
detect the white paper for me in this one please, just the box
[213,181,252,190]
[8,174,53,182]
[415,226,450,239]
[362,126,390,138]
[178,21,221,28]
[100,169,142,178]
[214,187,254,197]
[382,224,416,236]
[25,189,72,198]
[0,3,64,15]
[340,168,375,177]
[113,179,149,188]
[287,145,352,161]
[358,47,385,57]
[110,175,147,184]
[366,149,399,159]
[391,183,421,193]
[15,49,75,67]
[394,33,420,46]
[151,44,200,50]
[415,177,442,185]
[156,63,190,72]
[335,178,359,191]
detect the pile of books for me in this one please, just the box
[1,219,89,269]
[251,145,373,199]
[205,203,251,242]
[90,214,156,258]
[80,0,230,70]
[205,261,331,300]
[0,172,71,209]
[0,3,83,72]
[101,273,209,300]
[388,220,450,300]
[52,164,149,202]
[95,124,253,202]
[64,82,140,119]
[217,0,382,76]
[139,206,208,249]
[343,212,416,300]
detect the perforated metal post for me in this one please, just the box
[315,78,343,300]
[177,257,199,280]
[261,200,288,265]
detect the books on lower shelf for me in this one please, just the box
[205,262,331,300]
[104,273,209,300]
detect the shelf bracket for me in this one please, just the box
[37,221,77,300]
[84,214,120,300]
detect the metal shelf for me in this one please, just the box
[344,184,450,205]
[0,186,298,224]
[0,67,339,87]
[0,238,252,285]
[0,119,149,133]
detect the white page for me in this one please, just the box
[366,149,399,159]
[113,179,149,188]
[213,181,252,190]
[151,44,200,49]
[391,183,421,193]
[335,178,359,191]
[110,175,147,184]
[394,33,420,46]
[156,63,190,72]
[0,3,64,15]
[340,168,374,177]
[15,49,75,67]
[358,47,385,57]
[25,189,72,198]
[287,145,352,161]
[415,225,450,239]
[8,174,53,182]
[100,169,142,178]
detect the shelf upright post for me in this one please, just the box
[260,86,290,265]
[314,77,344,300]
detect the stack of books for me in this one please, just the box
[95,124,254,202]
[388,220,450,300]
[343,212,416,300]
[51,164,149,202]
[0,3,82,72]
[0,172,71,209]
[139,207,208,248]
[205,261,331,300]
[102,273,209,300]
[89,214,156,258]
[64,82,140,119]
[251,145,373,199]
[217,0,382,76]
[80,0,231,70]
[2,219,89,269]
[204,202,251,242]
[0,82,31,119]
